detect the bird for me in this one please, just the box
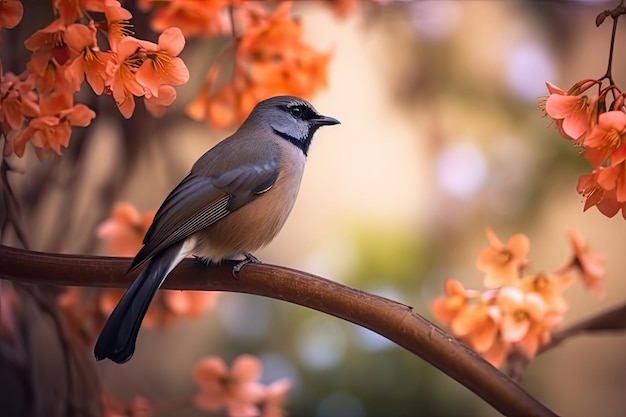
[94,95,339,363]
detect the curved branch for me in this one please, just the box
[0,244,556,417]
[539,302,626,354]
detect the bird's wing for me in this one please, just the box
[129,159,279,270]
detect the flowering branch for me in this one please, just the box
[0,243,556,417]
[538,302,626,354]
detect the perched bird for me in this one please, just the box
[94,96,339,363]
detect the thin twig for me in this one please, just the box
[0,244,557,417]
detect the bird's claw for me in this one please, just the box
[232,252,261,277]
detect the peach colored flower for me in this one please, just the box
[187,2,330,129]
[450,293,501,353]
[0,71,39,132]
[101,393,153,417]
[105,37,146,118]
[144,84,177,118]
[476,228,529,288]
[480,337,510,368]
[103,0,133,50]
[519,272,573,315]
[54,0,106,24]
[575,170,626,218]
[544,81,590,140]
[13,92,95,157]
[597,162,626,204]
[431,279,478,326]
[497,286,546,344]
[261,379,292,417]
[65,21,111,94]
[148,0,232,37]
[567,230,606,298]
[193,355,265,417]
[96,202,155,256]
[0,0,23,30]
[513,320,554,360]
[161,290,220,324]
[582,111,626,168]
[135,27,189,97]
[25,18,73,75]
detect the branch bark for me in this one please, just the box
[0,244,557,417]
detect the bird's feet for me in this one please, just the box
[232,252,261,277]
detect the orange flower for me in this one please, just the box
[101,393,153,417]
[519,272,572,314]
[13,92,95,157]
[576,170,626,218]
[480,337,510,368]
[431,279,478,326]
[161,290,219,324]
[261,378,292,417]
[25,18,73,75]
[102,0,133,50]
[476,228,529,288]
[567,230,606,298]
[0,0,23,30]
[135,27,189,98]
[96,202,155,256]
[187,2,331,129]
[144,84,177,118]
[582,111,626,168]
[450,293,501,353]
[0,71,39,133]
[54,0,106,24]
[65,21,112,94]
[543,81,591,140]
[105,37,146,118]
[193,355,266,417]
[148,0,232,38]
[497,286,546,344]
[597,163,626,203]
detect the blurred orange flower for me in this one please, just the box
[13,91,95,158]
[450,293,500,354]
[497,286,546,344]
[476,228,529,288]
[146,0,232,37]
[519,272,572,314]
[193,355,265,417]
[432,229,603,368]
[430,279,478,326]
[96,202,155,256]
[567,230,606,298]
[261,378,292,417]
[0,0,23,31]
[188,2,331,129]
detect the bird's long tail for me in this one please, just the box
[94,240,186,363]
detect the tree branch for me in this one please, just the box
[0,244,557,417]
[539,302,626,354]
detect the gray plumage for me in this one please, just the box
[94,96,339,363]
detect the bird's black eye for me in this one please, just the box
[289,106,303,118]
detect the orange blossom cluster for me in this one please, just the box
[431,228,605,368]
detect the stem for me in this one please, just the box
[603,0,626,84]
[0,244,557,417]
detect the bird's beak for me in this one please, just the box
[314,114,340,126]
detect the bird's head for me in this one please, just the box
[245,96,340,156]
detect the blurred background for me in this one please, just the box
[2,0,626,416]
